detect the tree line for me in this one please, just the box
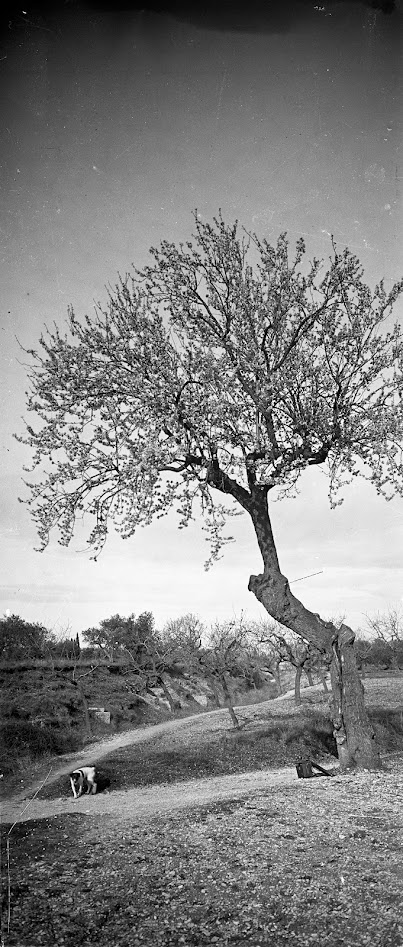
[1,610,402,723]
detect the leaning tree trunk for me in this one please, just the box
[157,674,179,712]
[201,666,224,709]
[247,486,381,771]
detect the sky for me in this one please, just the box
[0,0,402,639]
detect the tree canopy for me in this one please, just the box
[0,613,53,662]
[82,612,157,663]
[19,212,403,564]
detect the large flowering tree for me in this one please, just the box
[18,213,403,770]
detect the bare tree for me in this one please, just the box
[162,614,256,726]
[200,620,256,728]
[364,609,403,670]
[247,619,325,704]
[17,213,403,769]
[242,619,285,696]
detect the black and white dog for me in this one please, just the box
[69,766,98,799]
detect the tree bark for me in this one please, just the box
[273,664,283,696]
[157,674,179,712]
[294,666,303,705]
[319,670,329,693]
[329,630,380,769]
[247,487,382,771]
[201,668,223,708]
[221,672,241,728]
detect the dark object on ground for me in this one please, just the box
[296,756,334,779]
[96,771,111,793]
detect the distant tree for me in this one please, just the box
[354,636,375,670]
[0,614,54,662]
[364,609,403,670]
[162,614,265,723]
[241,620,285,695]
[83,612,180,710]
[83,612,156,664]
[17,212,403,769]
[162,613,205,656]
[248,618,327,704]
[200,619,269,727]
[52,632,81,660]
[161,613,206,681]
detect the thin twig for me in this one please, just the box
[290,570,323,584]
[6,766,53,936]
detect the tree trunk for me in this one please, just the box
[319,670,329,693]
[306,668,314,686]
[273,663,283,695]
[221,672,241,729]
[389,648,399,671]
[329,629,380,770]
[247,487,382,771]
[76,681,92,738]
[202,670,223,708]
[157,674,179,712]
[294,665,303,705]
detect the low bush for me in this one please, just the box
[0,722,82,780]
[279,712,337,757]
[368,707,403,751]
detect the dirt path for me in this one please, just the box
[1,765,300,826]
[1,704,304,826]
[6,706,226,801]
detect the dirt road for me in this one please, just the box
[1,765,300,826]
[1,704,302,826]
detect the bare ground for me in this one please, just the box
[1,683,403,946]
[1,704,299,824]
[2,760,403,947]
[2,677,402,824]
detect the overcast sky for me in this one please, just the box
[1,0,402,638]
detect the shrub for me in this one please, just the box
[0,721,81,760]
[278,712,337,758]
[368,707,403,750]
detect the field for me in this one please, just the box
[1,677,402,947]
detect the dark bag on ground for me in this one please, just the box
[296,757,333,778]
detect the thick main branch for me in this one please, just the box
[247,487,334,653]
